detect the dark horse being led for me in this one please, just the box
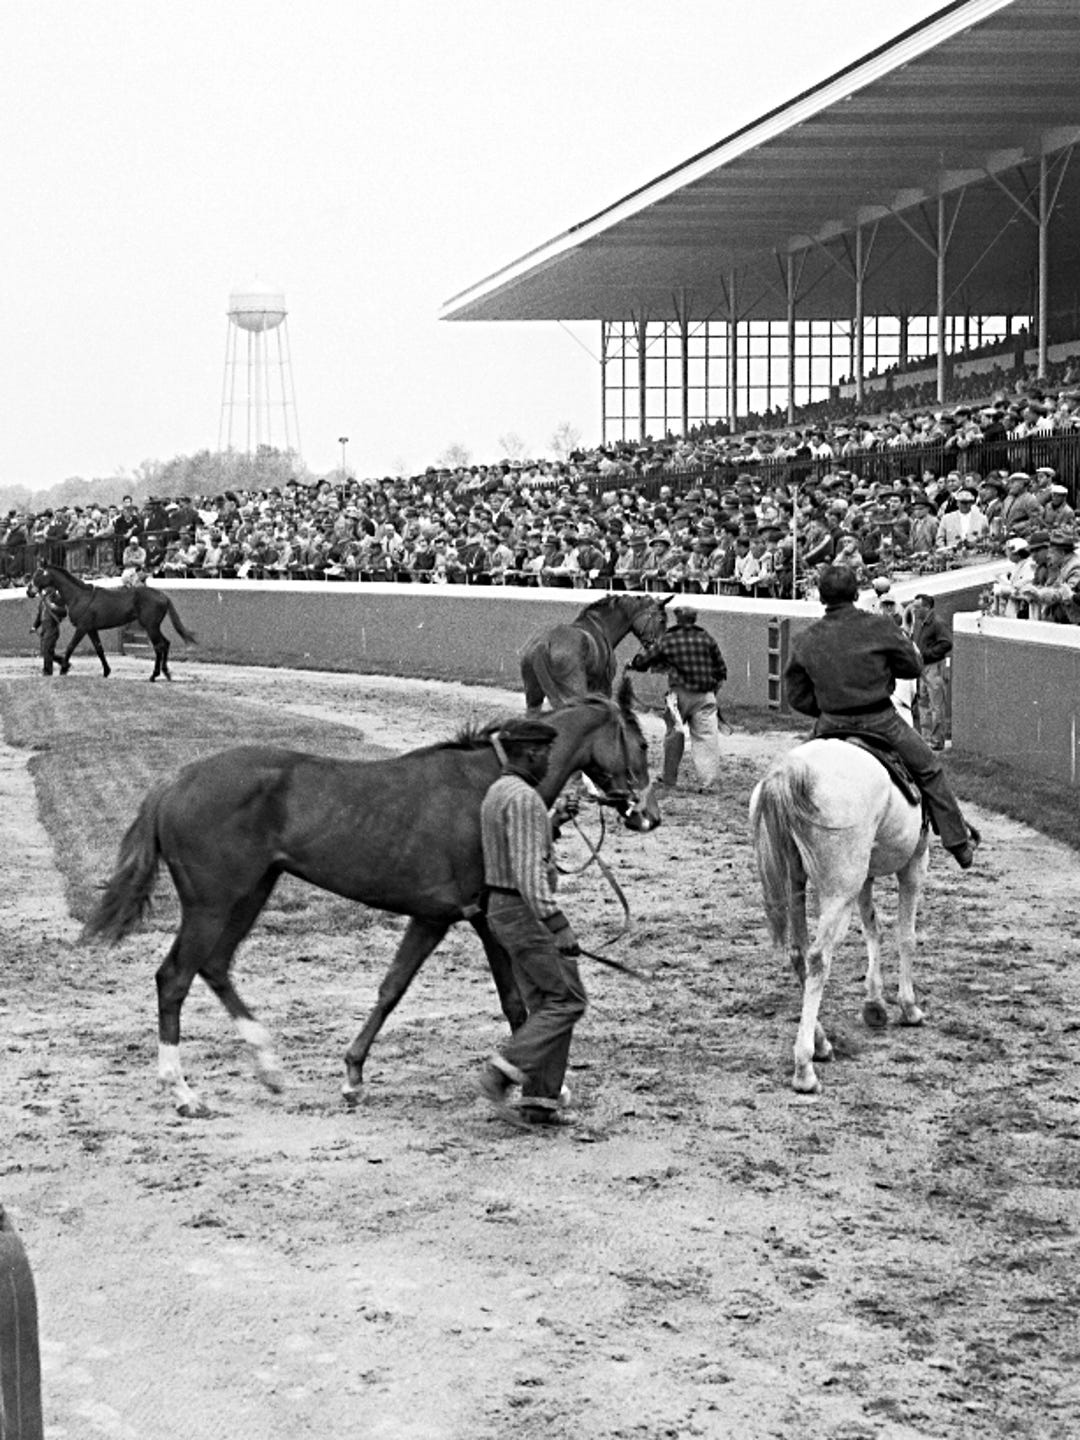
[30,564,196,681]
[83,682,659,1117]
[520,592,671,712]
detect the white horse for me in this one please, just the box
[748,738,930,1094]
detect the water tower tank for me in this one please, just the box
[228,282,287,333]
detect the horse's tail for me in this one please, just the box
[748,755,818,948]
[165,599,197,645]
[82,782,170,943]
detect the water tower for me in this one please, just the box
[218,280,301,455]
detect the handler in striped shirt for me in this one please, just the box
[478,717,585,1129]
[629,604,727,788]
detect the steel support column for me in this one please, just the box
[786,254,797,423]
[1038,153,1049,377]
[855,225,865,406]
[634,313,648,443]
[727,270,738,432]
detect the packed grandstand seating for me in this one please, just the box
[3,362,1080,617]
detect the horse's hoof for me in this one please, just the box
[898,1005,925,1028]
[176,1099,211,1119]
[341,1082,362,1109]
[813,1039,834,1063]
[862,999,890,1029]
[792,1067,821,1095]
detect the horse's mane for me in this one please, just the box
[433,688,642,751]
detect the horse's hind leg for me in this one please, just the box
[787,870,832,1066]
[793,893,852,1094]
[157,876,278,1115]
[144,624,168,681]
[342,916,450,1104]
[857,878,890,1030]
[894,848,929,1027]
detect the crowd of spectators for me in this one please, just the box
[2,372,1079,623]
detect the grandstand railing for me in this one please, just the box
[617,431,1080,502]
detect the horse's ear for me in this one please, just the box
[658,594,674,608]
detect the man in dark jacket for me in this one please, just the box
[783,566,978,867]
[909,593,953,749]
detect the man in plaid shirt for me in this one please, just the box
[629,606,727,788]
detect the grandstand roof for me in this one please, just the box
[441,0,1080,325]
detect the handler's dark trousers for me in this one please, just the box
[38,618,60,675]
[815,703,969,850]
[486,893,587,1105]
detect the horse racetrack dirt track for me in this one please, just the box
[1,657,1078,1440]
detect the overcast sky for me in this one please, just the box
[3,0,947,488]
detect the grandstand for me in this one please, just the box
[441,0,1080,446]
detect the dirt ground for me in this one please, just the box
[2,657,1079,1440]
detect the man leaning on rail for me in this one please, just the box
[782,565,980,869]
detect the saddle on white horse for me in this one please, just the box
[816,731,923,808]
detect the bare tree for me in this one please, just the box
[497,431,528,461]
[437,442,472,470]
[549,421,582,461]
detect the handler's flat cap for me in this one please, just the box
[1048,528,1076,549]
[673,605,699,622]
[497,718,558,747]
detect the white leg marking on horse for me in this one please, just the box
[158,1043,205,1116]
[235,1018,286,1092]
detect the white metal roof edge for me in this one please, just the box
[441,0,1015,320]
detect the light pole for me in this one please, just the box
[338,436,349,477]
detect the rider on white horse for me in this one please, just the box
[783,566,979,869]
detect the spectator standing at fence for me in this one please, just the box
[629,605,727,789]
[112,496,142,569]
[999,473,1043,537]
[1043,481,1076,531]
[993,536,1036,617]
[1022,529,1080,624]
[909,593,953,750]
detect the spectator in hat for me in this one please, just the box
[936,489,989,550]
[1043,483,1075,531]
[999,473,1043,537]
[478,717,585,1129]
[628,605,727,789]
[907,495,939,555]
[993,535,1037,618]
[1022,529,1080,624]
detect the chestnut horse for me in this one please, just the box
[520,592,671,712]
[83,683,659,1116]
